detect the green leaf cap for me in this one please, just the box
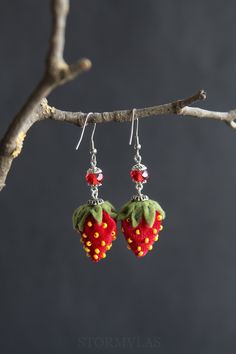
[118,199,166,228]
[72,201,117,232]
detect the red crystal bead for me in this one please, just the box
[130,169,149,183]
[86,173,104,186]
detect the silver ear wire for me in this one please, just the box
[129,108,141,151]
[129,109,149,201]
[129,108,136,145]
[75,112,103,205]
[75,112,93,150]
[90,122,97,153]
[135,118,140,149]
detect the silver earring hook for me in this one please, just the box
[75,112,93,150]
[129,108,140,147]
[129,108,137,145]
[135,118,140,147]
[90,122,97,153]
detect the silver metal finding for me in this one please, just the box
[132,194,149,202]
[75,112,98,171]
[129,108,136,146]
[90,123,97,170]
[129,108,149,201]
[75,112,93,150]
[129,108,141,149]
[90,185,98,200]
[75,112,104,205]
[129,108,142,165]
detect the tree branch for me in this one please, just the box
[0,0,91,190]
[44,90,208,126]
[39,89,236,130]
[0,1,236,193]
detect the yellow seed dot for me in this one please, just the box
[157,215,163,221]
[93,254,99,260]
[86,253,90,258]
[127,238,133,244]
[101,240,106,246]
[145,237,149,244]
[137,246,142,251]
[106,244,112,250]
[127,245,131,250]
[80,238,83,243]
[102,253,106,258]
[135,229,141,235]
[82,233,87,238]
[138,251,144,256]
[126,218,130,222]
[94,232,99,238]
[84,247,90,253]
[103,223,108,229]
[159,225,163,231]
[154,235,159,242]
[111,231,116,236]
[153,228,158,235]
[87,221,93,227]
[86,241,92,246]
[148,245,153,251]
[95,248,100,254]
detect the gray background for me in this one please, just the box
[0,0,236,353]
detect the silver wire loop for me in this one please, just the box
[91,185,98,200]
[75,112,94,150]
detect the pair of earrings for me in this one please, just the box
[72,110,166,262]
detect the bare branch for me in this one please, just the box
[40,89,236,131]
[47,0,69,68]
[0,0,91,190]
[45,90,207,126]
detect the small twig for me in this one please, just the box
[179,106,236,129]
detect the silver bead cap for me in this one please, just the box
[131,163,147,171]
[86,166,103,174]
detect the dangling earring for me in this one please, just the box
[118,109,166,258]
[72,113,117,263]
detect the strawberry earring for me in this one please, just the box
[72,113,117,262]
[118,109,166,258]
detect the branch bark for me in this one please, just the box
[0,1,236,192]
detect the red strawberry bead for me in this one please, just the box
[81,211,117,262]
[118,199,165,258]
[72,201,117,263]
[121,211,163,257]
